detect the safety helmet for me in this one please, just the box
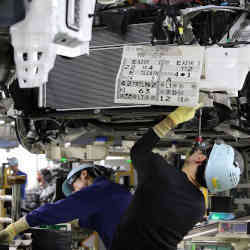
[7,157,18,166]
[62,163,94,197]
[204,143,241,193]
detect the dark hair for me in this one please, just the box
[195,145,213,188]
[86,165,113,179]
[40,169,53,183]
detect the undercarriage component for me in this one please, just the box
[182,5,246,45]
[0,0,25,27]
[45,144,108,161]
[151,5,247,46]
[2,1,250,155]
[15,118,44,154]
[10,0,96,88]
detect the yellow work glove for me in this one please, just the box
[153,104,203,138]
[0,217,30,243]
[168,103,203,127]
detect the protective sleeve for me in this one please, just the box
[130,128,160,183]
[26,186,99,227]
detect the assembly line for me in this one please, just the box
[0,0,250,249]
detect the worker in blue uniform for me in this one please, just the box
[111,105,242,250]
[7,157,27,200]
[0,163,132,249]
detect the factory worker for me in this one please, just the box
[0,164,132,249]
[7,157,27,200]
[111,105,242,250]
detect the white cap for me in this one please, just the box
[7,157,18,166]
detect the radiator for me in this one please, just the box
[45,23,153,110]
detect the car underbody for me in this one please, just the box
[0,1,250,163]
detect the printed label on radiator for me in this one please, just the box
[115,45,204,107]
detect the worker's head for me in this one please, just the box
[37,168,53,186]
[184,147,208,167]
[62,163,112,196]
[7,157,19,173]
[185,141,242,192]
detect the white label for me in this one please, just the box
[115,45,204,107]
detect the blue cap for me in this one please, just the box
[205,143,241,193]
[7,157,18,166]
[62,163,94,196]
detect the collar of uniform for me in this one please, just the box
[93,176,107,184]
[182,171,201,190]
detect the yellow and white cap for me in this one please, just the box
[205,143,241,193]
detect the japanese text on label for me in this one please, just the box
[115,45,204,107]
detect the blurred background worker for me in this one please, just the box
[111,105,242,250]
[24,168,55,211]
[7,157,27,201]
[0,163,132,249]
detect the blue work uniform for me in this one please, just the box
[16,170,27,200]
[26,177,132,249]
[111,129,205,250]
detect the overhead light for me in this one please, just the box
[0,120,5,125]
[106,156,125,160]
[64,142,71,148]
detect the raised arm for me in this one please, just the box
[130,105,202,180]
